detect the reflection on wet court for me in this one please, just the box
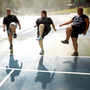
[0,15,90,90]
[0,55,90,90]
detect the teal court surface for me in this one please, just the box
[0,15,90,90]
[0,55,90,90]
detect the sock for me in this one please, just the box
[10,44,13,46]
[39,36,42,39]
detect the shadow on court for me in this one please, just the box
[35,56,55,89]
[6,54,23,82]
[63,57,90,70]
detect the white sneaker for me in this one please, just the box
[39,50,44,55]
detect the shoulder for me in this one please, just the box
[81,14,89,19]
[37,17,41,20]
[11,15,17,18]
[4,15,7,19]
[46,17,52,19]
[46,17,53,21]
[73,15,78,18]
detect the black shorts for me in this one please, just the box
[71,25,85,38]
[37,25,51,39]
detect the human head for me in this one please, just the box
[41,10,47,18]
[6,8,11,16]
[77,7,83,15]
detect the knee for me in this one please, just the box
[72,38,77,44]
[10,25,15,29]
[9,25,12,29]
[66,26,72,32]
[8,34,12,38]
[9,25,13,29]
[39,24,44,28]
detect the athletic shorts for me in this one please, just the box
[10,22,17,29]
[71,25,85,38]
[37,25,51,39]
[7,22,17,36]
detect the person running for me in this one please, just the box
[3,8,21,49]
[34,10,56,55]
[59,7,89,56]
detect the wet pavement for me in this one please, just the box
[0,14,90,90]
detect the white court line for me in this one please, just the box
[0,67,90,76]
[0,53,90,58]
[0,69,14,87]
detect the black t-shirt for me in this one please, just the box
[3,15,19,30]
[36,17,53,30]
[72,14,89,29]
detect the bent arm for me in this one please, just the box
[18,22,21,30]
[34,23,37,27]
[3,24,6,32]
[52,23,56,31]
[83,18,89,35]
[59,19,73,27]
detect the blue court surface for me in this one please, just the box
[0,54,90,90]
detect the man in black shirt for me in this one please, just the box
[59,7,89,56]
[3,8,21,49]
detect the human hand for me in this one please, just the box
[83,31,87,35]
[59,25,63,27]
[3,28,6,32]
[54,29,57,31]
[34,25,37,27]
[19,26,21,30]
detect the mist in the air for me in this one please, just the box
[0,0,71,16]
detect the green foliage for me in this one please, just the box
[0,0,71,16]
[53,7,90,15]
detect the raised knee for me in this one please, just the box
[39,24,44,28]
[67,26,72,31]
[9,25,12,28]
[9,26,14,29]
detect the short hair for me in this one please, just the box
[6,8,11,11]
[77,7,83,12]
[41,10,47,16]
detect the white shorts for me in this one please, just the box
[7,22,17,35]
[10,22,17,29]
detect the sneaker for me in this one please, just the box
[36,36,42,41]
[9,44,13,49]
[13,33,17,38]
[61,40,69,44]
[39,50,44,55]
[71,52,78,56]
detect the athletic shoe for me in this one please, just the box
[71,52,78,56]
[36,36,42,41]
[61,40,69,44]
[9,44,13,49]
[39,50,44,55]
[13,33,17,38]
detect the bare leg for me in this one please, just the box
[8,33,13,45]
[39,40,43,50]
[71,37,78,52]
[10,26,16,33]
[66,26,72,41]
[39,24,44,37]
